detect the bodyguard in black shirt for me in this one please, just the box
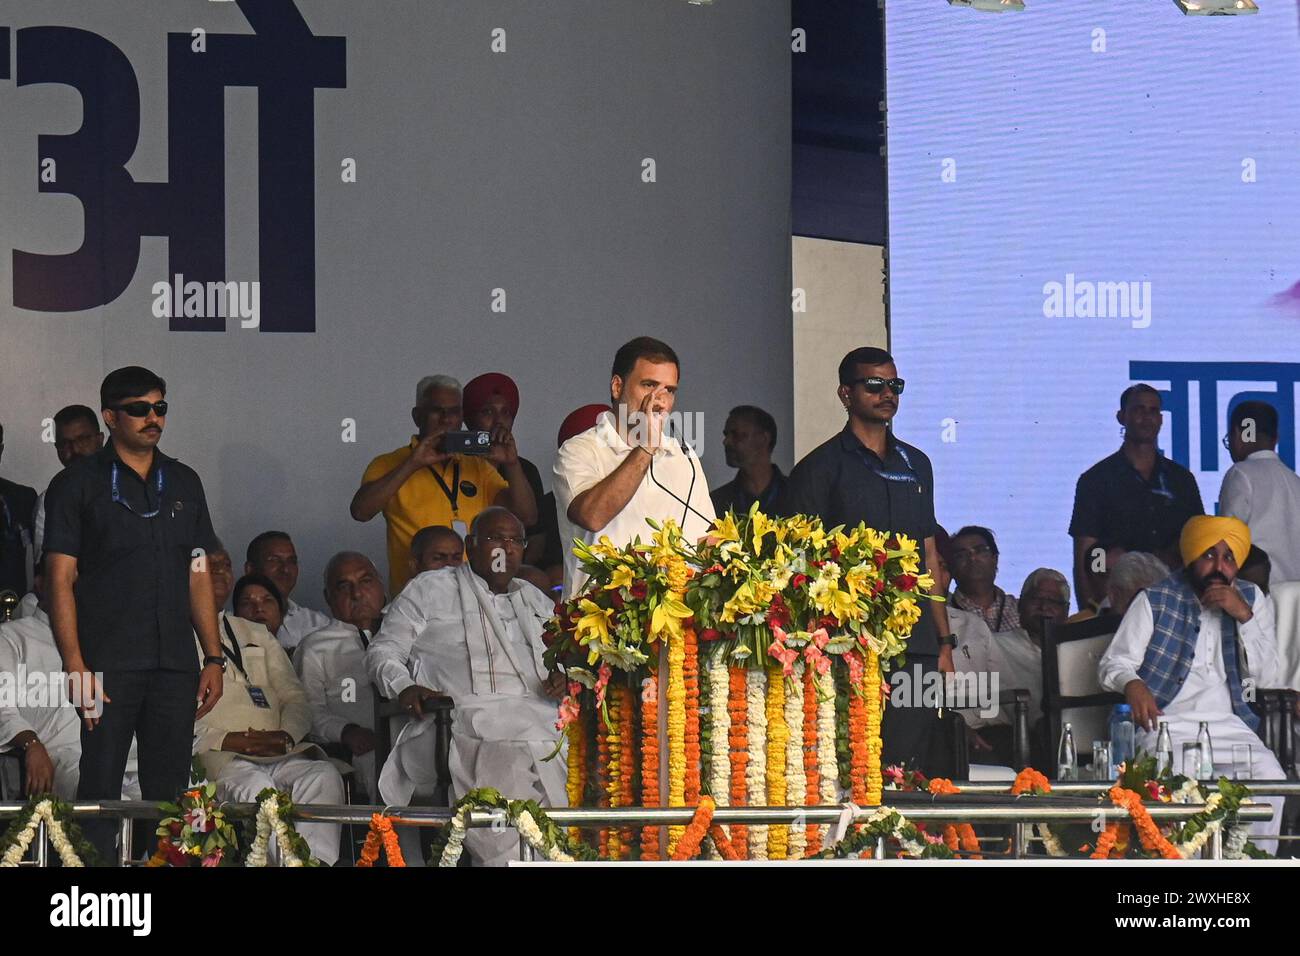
[1068,384,1204,613]
[43,367,225,859]
[782,347,956,777]
[0,422,37,602]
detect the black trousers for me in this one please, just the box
[78,668,200,863]
[880,654,958,778]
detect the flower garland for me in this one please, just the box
[683,627,702,808]
[833,660,852,791]
[864,649,884,805]
[765,661,789,859]
[606,680,624,860]
[1008,768,1066,857]
[666,627,687,855]
[565,710,587,845]
[803,664,823,854]
[927,778,981,858]
[1091,822,1123,859]
[429,788,598,866]
[640,675,662,860]
[817,805,954,860]
[0,797,95,867]
[785,663,808,860]
[1108,785,1181,860]
[671,795,717,861]
[596,683,611,859]
[244,789,316,867]
[617,682,636,858]
[745,667,769,859]
[846,656,870,807]
[357,813,405,867]
[707,651,731,807]
[815,668,840,808]
[148,782,240,867]
[727,665,749,858]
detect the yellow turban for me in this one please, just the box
[1178,515,1251,568]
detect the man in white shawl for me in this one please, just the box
[366,507,567,866]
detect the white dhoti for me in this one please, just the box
[215,755,345,865]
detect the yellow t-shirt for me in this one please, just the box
[362,438,509,593]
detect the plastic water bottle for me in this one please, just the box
[1156,722,1174,776]
[1109,704,1135,776]
[1197,721,1214,778]
[1057,722,1077,781]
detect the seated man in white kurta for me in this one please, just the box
[1099,515,1285,849]
[194,567,345,865]
[366,507,568,867]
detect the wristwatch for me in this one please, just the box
[937,634,957,649]
[203,655,227,671]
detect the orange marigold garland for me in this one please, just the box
[864,649,884,804]
[1010,768,1052,796]
[765,662,789,859]
[640,675,661,860]
[671,795,717,861]
[847,662,870,806]
[803,664,822,854]
[726,665,749,858]
[683,628,702,807]
[1091,821,1123,859]
[707,822,743,861]
[1109,785,1180,860]
[618,683,636,858]
[565,715,587,844]
[357,813,405,867]
[928,778,981,859]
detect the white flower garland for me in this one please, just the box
[708,653,731,807]
[244,793,311,867]
[438,805,473,867]
[784,664,807,860]
[515,809,575,862]
[0,800,84,868]
[815,669,839,850]
[745,668,768,860]
[1036,824,1067,858]
[1175,792,1223,859]
[435,803,576,865]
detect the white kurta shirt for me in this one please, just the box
[553,410,716,597]
[0,608,80,753]
[1219,449,1300,586]
[293,619,376,743]
[276,600,332,653]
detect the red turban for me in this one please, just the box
[463,373,520,421]
[557,404,609,448]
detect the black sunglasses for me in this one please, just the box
[112,401,168,418]
[853,377,905,396]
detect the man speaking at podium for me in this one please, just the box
[554,337,717,597]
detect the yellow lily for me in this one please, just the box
[574,599,614,657]
[605,564,635,591]
[650,596,693,642]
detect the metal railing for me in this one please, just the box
[0,795,1276,864]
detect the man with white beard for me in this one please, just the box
[366,507,567,866]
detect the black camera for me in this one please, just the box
[440,430,493,455]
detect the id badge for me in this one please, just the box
[246,686,272,709]
[452,518,468,538]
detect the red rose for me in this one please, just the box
[168,821,183,837]
[611,590,625,610]
[791,573,808,589]
[630,581,648,600]
[699,628,722,642]
[872,579,885,596]
[873,550,888,569]
[830,545,841,560]
[886,536,900,550]
[818,615,838,631]
[541,629,557,648]
[892,574,917,591]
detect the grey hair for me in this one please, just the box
[323,550,378,587]
[1107,551,1170,597]
[467,506,524,539]
[1020,567,1070,606]
[415,374,461,404]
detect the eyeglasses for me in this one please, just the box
[950,544,994,561]
[852,377,905,396]
[112,401,168,418]
[481,535,526,548]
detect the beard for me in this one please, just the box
[1188,568,1231,594]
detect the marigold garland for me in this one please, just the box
[803,664,823,854]
[745,667,769,859]
[864,649,884,805]
[784,663,808,860]
[815,668,840,810]
[708,823,743,861]
[356,813,405,867]
[1109,785,1181,860]
[606,681,623,860]
[671,795,717,861]
[708,651,731,808]
[765,662,789,859]
[726,666,749,858]
[1010,768,1052,796]
[847,663,870,806]
[617,683,636,858]
[683,627,702,808]
[666,628,688,855]
[1091,821,1122,859]
[596,685,611,859]
[927,778,981,859]
[640,675,661,860]
[565,717,586,844]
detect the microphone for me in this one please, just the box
[650,417,711,528]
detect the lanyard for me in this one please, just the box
[993,593,1006,633]
[221,616,248,679]
[429,460,461,515]
[356,626,369,649]
[110,461,165,517]
[856,441,919,485]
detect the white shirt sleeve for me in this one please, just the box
[0,632,37,742]
[1098,591,1154,694]
[553,433,605,522]
[1239,587,1281,689]
[296,638,352,743]
[1218,465,1252,525]
[365,585,427,698]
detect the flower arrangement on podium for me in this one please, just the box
[543,504,937,860]
[146,782,240,867]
